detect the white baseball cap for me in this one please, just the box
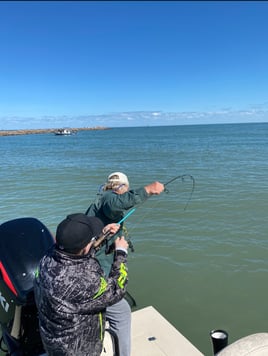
[107,172,129,186]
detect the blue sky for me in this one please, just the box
[1,1,268,129]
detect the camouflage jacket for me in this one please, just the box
[34,246,128,356]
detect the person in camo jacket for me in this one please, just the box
[34,213,129,356]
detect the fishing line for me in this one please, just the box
[128,173,195,223]
[164,174,195,211]
[118,173,195,240]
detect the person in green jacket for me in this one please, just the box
[86,172,164,356]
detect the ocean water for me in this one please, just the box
[1,122,268,355]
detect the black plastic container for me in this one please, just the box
[210,329,229,355]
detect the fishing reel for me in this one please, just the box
[92,226,134,255]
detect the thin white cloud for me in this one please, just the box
[0,108,267,130]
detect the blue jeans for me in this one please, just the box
[106,298,131,356]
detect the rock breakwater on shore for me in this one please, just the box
[0,127,109,136]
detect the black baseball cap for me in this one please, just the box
[56,213,104,253]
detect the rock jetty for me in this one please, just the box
[0,127,110,136]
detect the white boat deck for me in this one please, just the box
[102,305,204,356]
[131,306,204,356]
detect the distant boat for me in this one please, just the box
[54,128,73,136]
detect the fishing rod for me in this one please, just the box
[164,174,195,210]
[92,174,195,251]
[91,174,195,310]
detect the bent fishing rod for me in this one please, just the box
[164,174,195,210]
[92,174,195,251]
[114,174,195,223]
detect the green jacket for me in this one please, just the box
[86,187,149,275]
